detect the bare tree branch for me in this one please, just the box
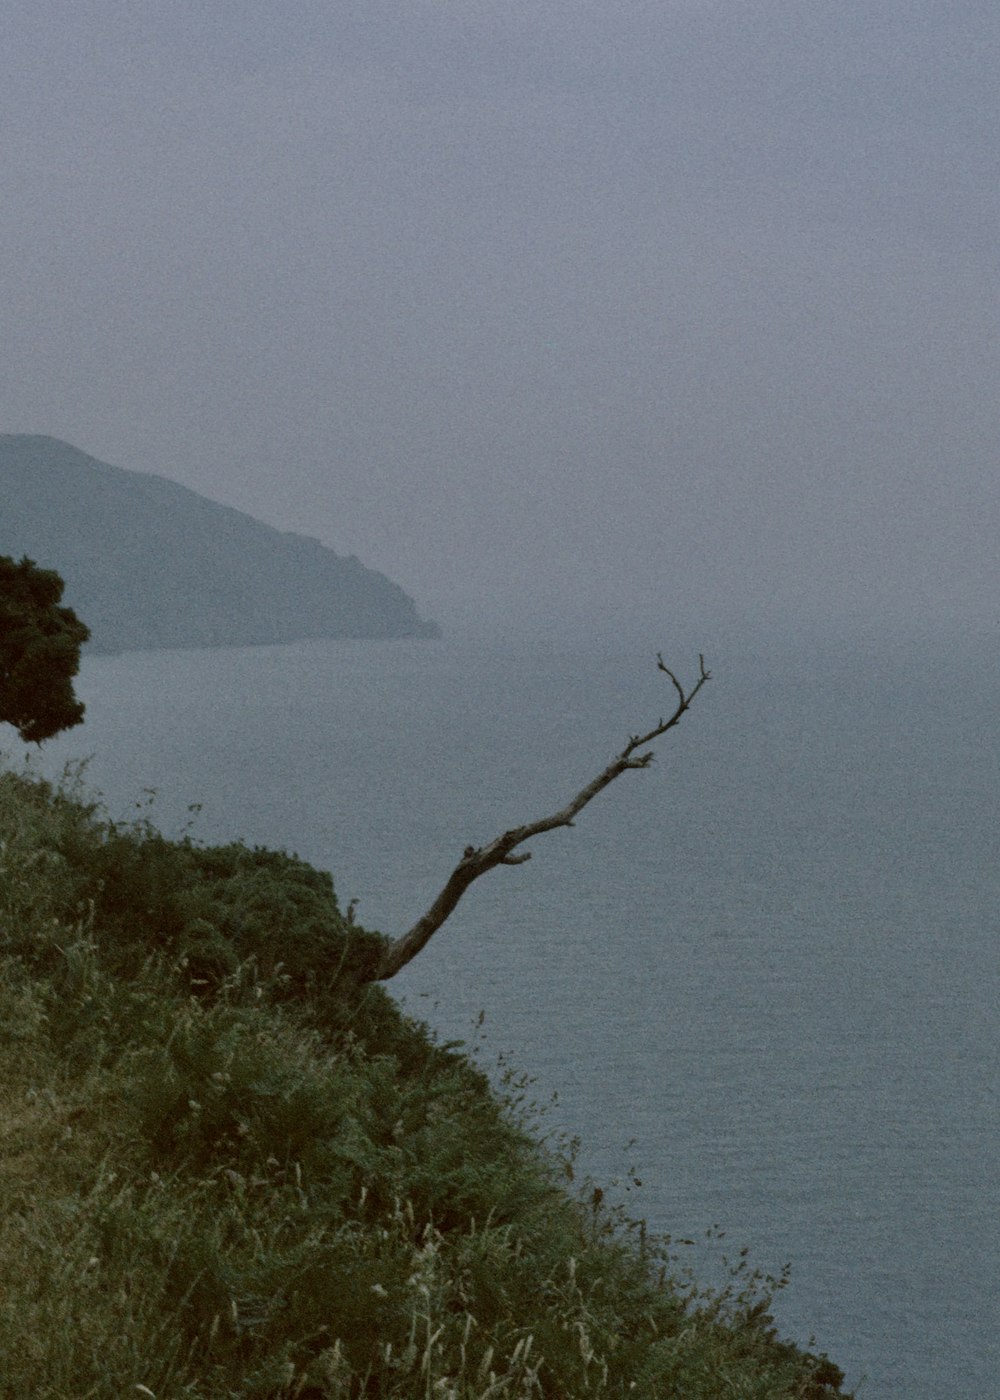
[371,655,710,982]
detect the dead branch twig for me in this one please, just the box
[372,654,710,981]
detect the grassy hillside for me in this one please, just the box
[0,436,439,652]
[0,766,849,1398]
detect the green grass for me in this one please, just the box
[0,765,849,1398]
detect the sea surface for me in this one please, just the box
[27,632,1000,1398]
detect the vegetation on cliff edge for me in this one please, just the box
[0,766,848,1398]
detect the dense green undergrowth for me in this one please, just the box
[0,766,849,1398]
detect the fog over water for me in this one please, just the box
[3,2,999,641]
[4,8,999,1390]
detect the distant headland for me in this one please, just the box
[0,435,440,654]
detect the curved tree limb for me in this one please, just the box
[372,654,709,981]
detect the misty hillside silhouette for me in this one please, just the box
[0,435,439,653]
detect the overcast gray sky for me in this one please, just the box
[2,1,997,643]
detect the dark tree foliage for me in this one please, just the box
[0,554,90,743]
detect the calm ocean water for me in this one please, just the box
[27,633,1000,1398]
